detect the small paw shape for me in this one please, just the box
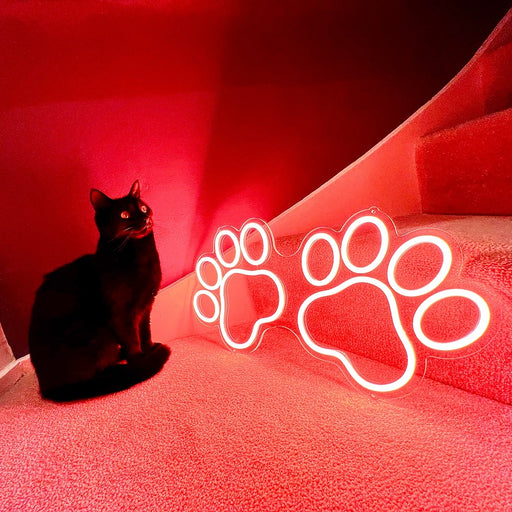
[193,220,286,351]
[297,210,491,393]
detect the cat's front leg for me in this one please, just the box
[110,315,142,359]
[139,309,154,352]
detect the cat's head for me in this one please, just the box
[90,181,154,241]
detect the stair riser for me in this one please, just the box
[417,108,512,215]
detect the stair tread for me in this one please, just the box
[270,212,512,404]
[420,105,512,139]
[395,213,512,246]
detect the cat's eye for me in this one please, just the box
[120,211,130,219]
[140,205,148,214]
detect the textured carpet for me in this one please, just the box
[231,214,512,404]
[416,107,512,215]
[1,332,511,511]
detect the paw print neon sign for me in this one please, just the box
[192,209,491,395]
[193,222,286,350]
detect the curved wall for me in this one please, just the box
[0,1,508,355]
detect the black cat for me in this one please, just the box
[29,181,170,401]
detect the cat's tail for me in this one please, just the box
[43,343,171,402]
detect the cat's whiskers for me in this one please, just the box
[104,230,133,252]
[115,235,132,252]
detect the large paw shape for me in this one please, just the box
[193,220,286,351]
[297,210,491,393]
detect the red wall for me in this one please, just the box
[0,1,509,356]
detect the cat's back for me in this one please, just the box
[36,254,97,302]
[39,254,96,295]
[29,255,101,345]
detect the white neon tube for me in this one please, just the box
[388,235,452,297]
[240,222,271,266]
[297,277,417,393]
[413,289,491,351]
[341,216,389,274]
[301,232,341,287]
[215,229,241,268]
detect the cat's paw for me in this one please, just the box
[193,220,286,351]
[149,342,171,359]
[297,210,491,393]
[130,342,170,375]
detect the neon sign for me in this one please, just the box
[193,221,286,350]
[192,209,491,394]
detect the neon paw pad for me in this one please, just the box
[297,210,491,393]
[193,220,286,351]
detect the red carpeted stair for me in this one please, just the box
[1,335,512,512]
[280,214,512,404]
[417,108,512,215]
[416,32,512,216]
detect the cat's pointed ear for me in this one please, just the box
[129,180,141,199]
[90,189,112,211]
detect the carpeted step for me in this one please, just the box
[232,214,512,404]
[481,40,512,114]
[382,214,512,404]
[416,107,512,215]
[2,334,512,511]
